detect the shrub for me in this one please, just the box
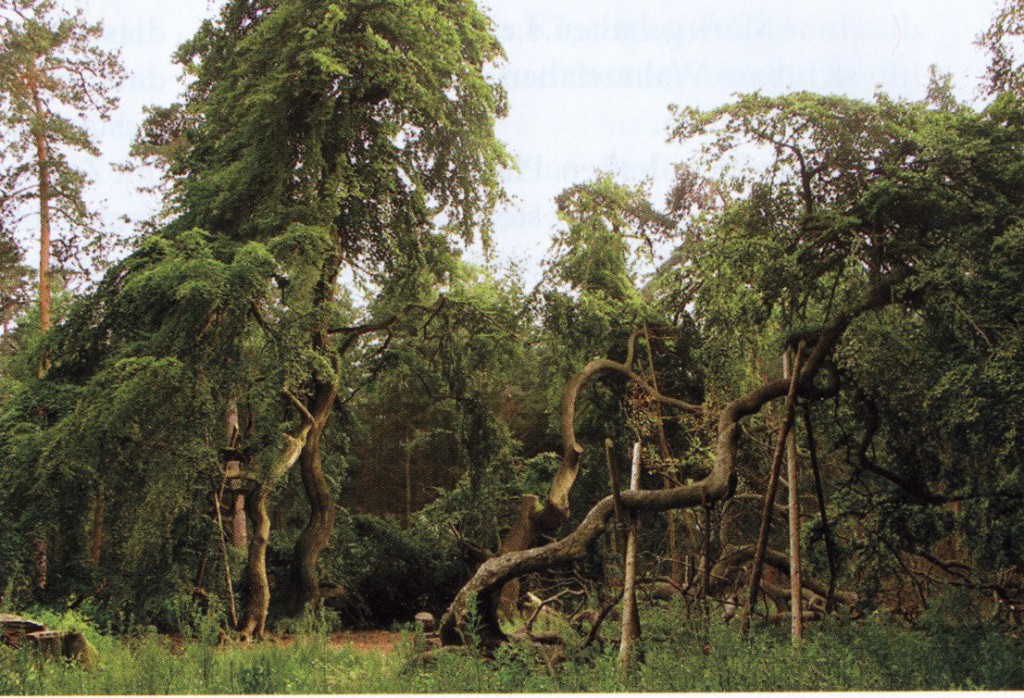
[326,514,466,627]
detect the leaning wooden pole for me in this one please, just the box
[784,351,804,645]
[802,404,839,612]
[619,441,643,672]
[605,438,626,556]
[213,476,238,630]
[741,344,805,635]
[641,325,684,585]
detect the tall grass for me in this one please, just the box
[1,602,1021,693]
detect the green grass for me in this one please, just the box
[1,604,1021,693]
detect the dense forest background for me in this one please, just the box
[2,0,1024,681]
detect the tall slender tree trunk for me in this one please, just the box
[28,69,52,360]
[90,476,105,567]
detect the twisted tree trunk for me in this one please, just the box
[288,381,338,615]
[494,332,701,617]
[240,397,313,640]
[439,276,901,647]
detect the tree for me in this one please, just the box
[0,0,125,337]
[979,0,1024,96]
[133,0,511,617]
[439,88,1024,648]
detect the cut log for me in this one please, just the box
[0,615,48,648]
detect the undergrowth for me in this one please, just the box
[1,600,1021,693]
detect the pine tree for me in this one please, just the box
[0,0,125,337]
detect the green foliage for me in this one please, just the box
[325,514,466,627]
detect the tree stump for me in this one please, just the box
[26,631,62,660]
[415,612,435,634]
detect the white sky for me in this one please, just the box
[65,0,998,284]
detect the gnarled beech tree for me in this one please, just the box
[237,391,314,641]
[135,0,511,617]
[439,273,904,647]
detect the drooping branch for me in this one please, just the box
[501,330,703,562]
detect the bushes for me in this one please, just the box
[326,514,467,627]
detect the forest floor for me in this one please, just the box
[325,630,401,654]
[164,630,406,655]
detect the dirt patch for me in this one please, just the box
[329,630,403,655]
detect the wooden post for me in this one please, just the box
[802,404,838,612]
[784,351,803,645]
[741,343,805,635]
[619,441,643,672]
[213,478,238,630]
[605,438,626,556]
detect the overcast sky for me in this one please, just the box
[66,0,999,282]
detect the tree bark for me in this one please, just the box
[495,495,541,621]
[288,381,337,616]
[240,415,311,640]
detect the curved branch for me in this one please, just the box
[439,274,905,647]
[713,544,858,608]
